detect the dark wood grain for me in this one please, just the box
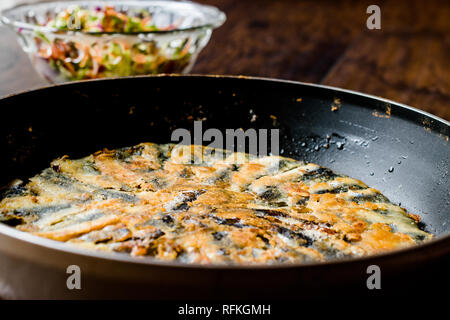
[0,0,449,120]
[193,0,370,82]
[193,0,450,120]
[322,32,450,120]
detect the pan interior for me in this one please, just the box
[0,76,448,236]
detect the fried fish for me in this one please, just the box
[0,143,431,264]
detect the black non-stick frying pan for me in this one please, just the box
[0,75,448,299]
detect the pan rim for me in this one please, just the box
[0,74,448,270]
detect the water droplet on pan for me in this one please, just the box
[388,167,394,173]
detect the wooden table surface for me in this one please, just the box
[0,0,449,121]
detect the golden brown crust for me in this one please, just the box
[0,143,432,265]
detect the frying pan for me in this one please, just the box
[0,75,448,299]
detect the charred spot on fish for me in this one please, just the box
[212,231,227,241]
[185,190,205,201]
[217,248,229,255]
[313,185,361,194]
[415,234,426,241]
[313,189,330,195]
[179,168,192,178]
[257,234,271,247]
[299,167,338,182]
[350,185,366,191]
[161,214,174,225]
[141,245,157,257]
[114,149,131,161]
[132,229,165,241]
[254,209,287,218]
[119,185,134,192]
[223,218,243,227]
[277,160,289,169]
[417,221,426,232]
[259,187,281,201]
[114,145,144,160]
[276,226,295,239]
[130,145,144,156]
[207,148,228,160]
[213,170,230,183]
[277,160,300,172]
[167,191,199,211]
[173,202,190,211]
[351,193,389,204]
[296,197,310,206]
[172,190,205,211]
[94,237,112,244]
[342,234,360,243]
[152,229,165,239]
[211,216,244,228]
[1,184,28,199]
[374,208,389,215]
[276,226,313,247]
[1,217,23,227]
[158,152,169,162]
[51,163,61,173]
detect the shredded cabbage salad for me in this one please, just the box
[34,6,192,81]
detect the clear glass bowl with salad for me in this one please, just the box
[0,1,225,83]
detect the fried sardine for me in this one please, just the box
[0,143,431,264]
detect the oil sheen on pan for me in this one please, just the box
[0,143,431,265]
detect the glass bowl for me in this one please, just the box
[0,1,225,83]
